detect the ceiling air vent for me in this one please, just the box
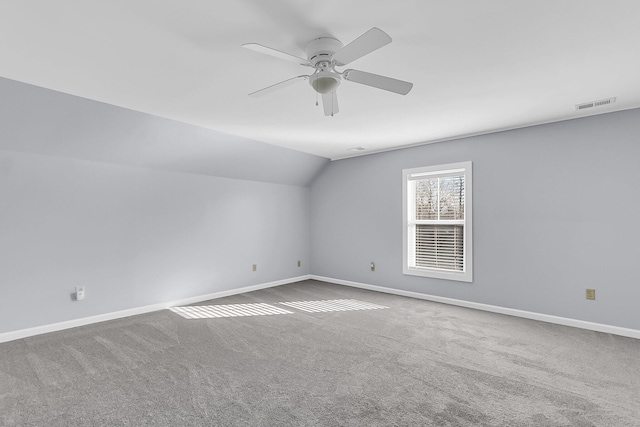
[575,97,616,111]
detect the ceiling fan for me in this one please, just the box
[243,27,413,116]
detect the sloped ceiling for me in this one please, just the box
[0,78,329,186]
[1,1,639,160]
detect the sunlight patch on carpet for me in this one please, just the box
[169,303,293,319]
[279,299,388,313]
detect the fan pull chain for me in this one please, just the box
[316,90,319,107]
[331,93,334,117]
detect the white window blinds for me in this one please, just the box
[403,162,472,282]
[415,224,464,271]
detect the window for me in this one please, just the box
[403,162,472,282]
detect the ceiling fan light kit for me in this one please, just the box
[243,27,413,116]
[309,70,341,94]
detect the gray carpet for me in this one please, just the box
[1,280,639,426]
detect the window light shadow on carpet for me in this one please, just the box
[169,299,388,319]
[169,303,293,319]
[279,299,388,313]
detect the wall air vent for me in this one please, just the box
[575,97,616,111]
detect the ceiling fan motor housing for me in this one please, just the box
[305,37,343,66]
[306,37,343,94]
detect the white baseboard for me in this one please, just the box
[0,275,311,344]
[311,275,640,340]
[5,274,637,343]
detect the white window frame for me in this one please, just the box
[402,161,473,282]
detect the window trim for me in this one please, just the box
[402,161,473,282]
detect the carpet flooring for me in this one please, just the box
[1,280,639,426]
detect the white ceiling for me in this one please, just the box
[1,1,639,160]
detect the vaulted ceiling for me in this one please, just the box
[1,1,639,160]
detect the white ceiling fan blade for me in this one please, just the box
[249,75,309,97]
[332,28,392,66]
[321,91,339,116]
[343,69,413,95]
[242,43,311,66]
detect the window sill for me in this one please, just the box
[403,267,472,283]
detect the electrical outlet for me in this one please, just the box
[252,264,257,272]
[586,289,595,300]
[297,260,301,267]
[370,262,375,272]
[75,286,85,301]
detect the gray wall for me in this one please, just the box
[0,78,322,334]
[0,150,310,334]
[310,108,640,330]
[3,75,640,334]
